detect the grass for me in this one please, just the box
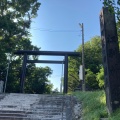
[72,90,108,120]
[109,108,120,120]
[72,90,120,120]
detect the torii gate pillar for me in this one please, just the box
[64,55,68,93]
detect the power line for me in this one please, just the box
[30,27,80,32]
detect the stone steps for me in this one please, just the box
[0,93,77,120]
[0,113,27,117]
[0,113,66,119]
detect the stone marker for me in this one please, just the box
[100,7,120,113]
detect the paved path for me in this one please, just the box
[0,93,82,120]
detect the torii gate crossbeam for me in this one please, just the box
[14,50,80,94]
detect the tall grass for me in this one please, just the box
[109,108,120,120]
[73,90,108,120]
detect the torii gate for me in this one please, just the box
[14,50,80,93]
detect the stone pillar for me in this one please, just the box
[100,7,120,113]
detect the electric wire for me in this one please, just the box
[31,27,80,32]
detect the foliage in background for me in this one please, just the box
[68,36,103,91]
[85,69,99,90]
[96,67,104,88]
[101,0,120,48]
[82,36,102,73]
[25,66,53,94]
[68,56,80,91]
[0,0,41,52]
[0,0,53,93]
[101,0,120,20]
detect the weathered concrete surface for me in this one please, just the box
[0,93,81,120]
[100,7,120,113]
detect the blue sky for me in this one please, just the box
[30,0,103,91]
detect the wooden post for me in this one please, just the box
[100,7,120,113]
[64,55,68,94]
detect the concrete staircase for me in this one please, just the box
[0,93,77,120]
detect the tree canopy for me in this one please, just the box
[101,0,120,20]
[0,0,53,94]
[68,36,103,91]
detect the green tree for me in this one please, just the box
[25,66,53,94]
[0,0,41,79]
[68,36,102,91]
[2,38,41,93]
[96,66,105,88]
[0,1,53,93]
[0,0,40,48]
[85,69,99,90]
[77,36,102,74]
[101,0,120,20]
[68,56,80,91]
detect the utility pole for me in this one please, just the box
[79,23,85,91]
[60,63,63,93]
[4,53,11,93]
